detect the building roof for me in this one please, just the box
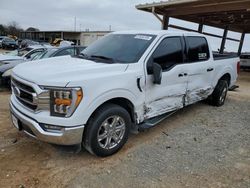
[20,30,111,34]
[136,0,250,33]
[113,30,203,36]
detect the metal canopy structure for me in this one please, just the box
[136,0,250,54]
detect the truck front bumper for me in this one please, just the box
[10,102,85,145]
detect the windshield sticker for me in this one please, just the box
[134,35,152,41]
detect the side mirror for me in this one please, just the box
[25,55,31,59]
[152,63,162,85]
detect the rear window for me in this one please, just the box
[187,37,210,62]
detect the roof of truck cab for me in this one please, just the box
[113,30,205,36]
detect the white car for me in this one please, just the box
[240,54,250,69]
[10,31,239,157]
[0,45,50,62]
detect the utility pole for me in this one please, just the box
[74,16,76,32]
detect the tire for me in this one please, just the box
[209,80,228,107]
[83,103,131,157]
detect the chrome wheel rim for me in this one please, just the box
[97,115,126,150]
[219,87,227,103]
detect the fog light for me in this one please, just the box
[43,124,64,133]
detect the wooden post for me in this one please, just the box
[220,26,228,54]
[238,32,245,56]
[162,15,169,30]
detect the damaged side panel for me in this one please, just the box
[144,95,184,119]
[186,87,214,105]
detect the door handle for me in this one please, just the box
[179,73,188,77]
[207,68,214,72]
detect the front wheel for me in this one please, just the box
[209,80,228,107]
[83,103,131,157]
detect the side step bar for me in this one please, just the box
[138,110,177,131]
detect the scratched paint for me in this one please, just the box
[145,95,184,119]
[186,87,213,105]
[144,86,214,120]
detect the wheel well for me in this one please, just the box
[219,73,231,87]
[90,98,136,123]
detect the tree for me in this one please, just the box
[7,21,22,36]
[0,24,6,35]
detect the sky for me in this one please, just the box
[0,0,249,52]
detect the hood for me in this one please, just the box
[12,56,128,87]
[0,60,25,73]
[0,55,23,61]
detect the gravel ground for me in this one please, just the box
[0,71,249,188]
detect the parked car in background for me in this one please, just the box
[240,53,250,69]
[19,39,39,49]
[0,46,86,86]
[27,45,86,61]
[10,31,239,157]
[0,36,6,48]
[0,45,47,62]
[2,37,18,49]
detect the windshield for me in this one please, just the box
[19,49,30,56]
[80,34,156,63]
[36,48,58,59]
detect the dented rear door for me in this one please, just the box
[184,35,214,105]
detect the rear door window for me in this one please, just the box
[186,37,210,62]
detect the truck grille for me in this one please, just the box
[11,78,38,111]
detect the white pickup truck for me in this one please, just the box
[10,31,240,156]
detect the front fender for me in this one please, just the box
[80,89,138,125]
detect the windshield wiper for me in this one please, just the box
[78,53,121,63]
[77,53,92,60]
[90,55,115,63]
[78,53,89,58]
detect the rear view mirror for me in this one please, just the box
[153,63,162,85]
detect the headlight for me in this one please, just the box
[2,68,13,77]
[49,88,83,117]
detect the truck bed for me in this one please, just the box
[213,52,238,60]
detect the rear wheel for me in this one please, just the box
[83,103,131,157]
[209,80,228,106]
